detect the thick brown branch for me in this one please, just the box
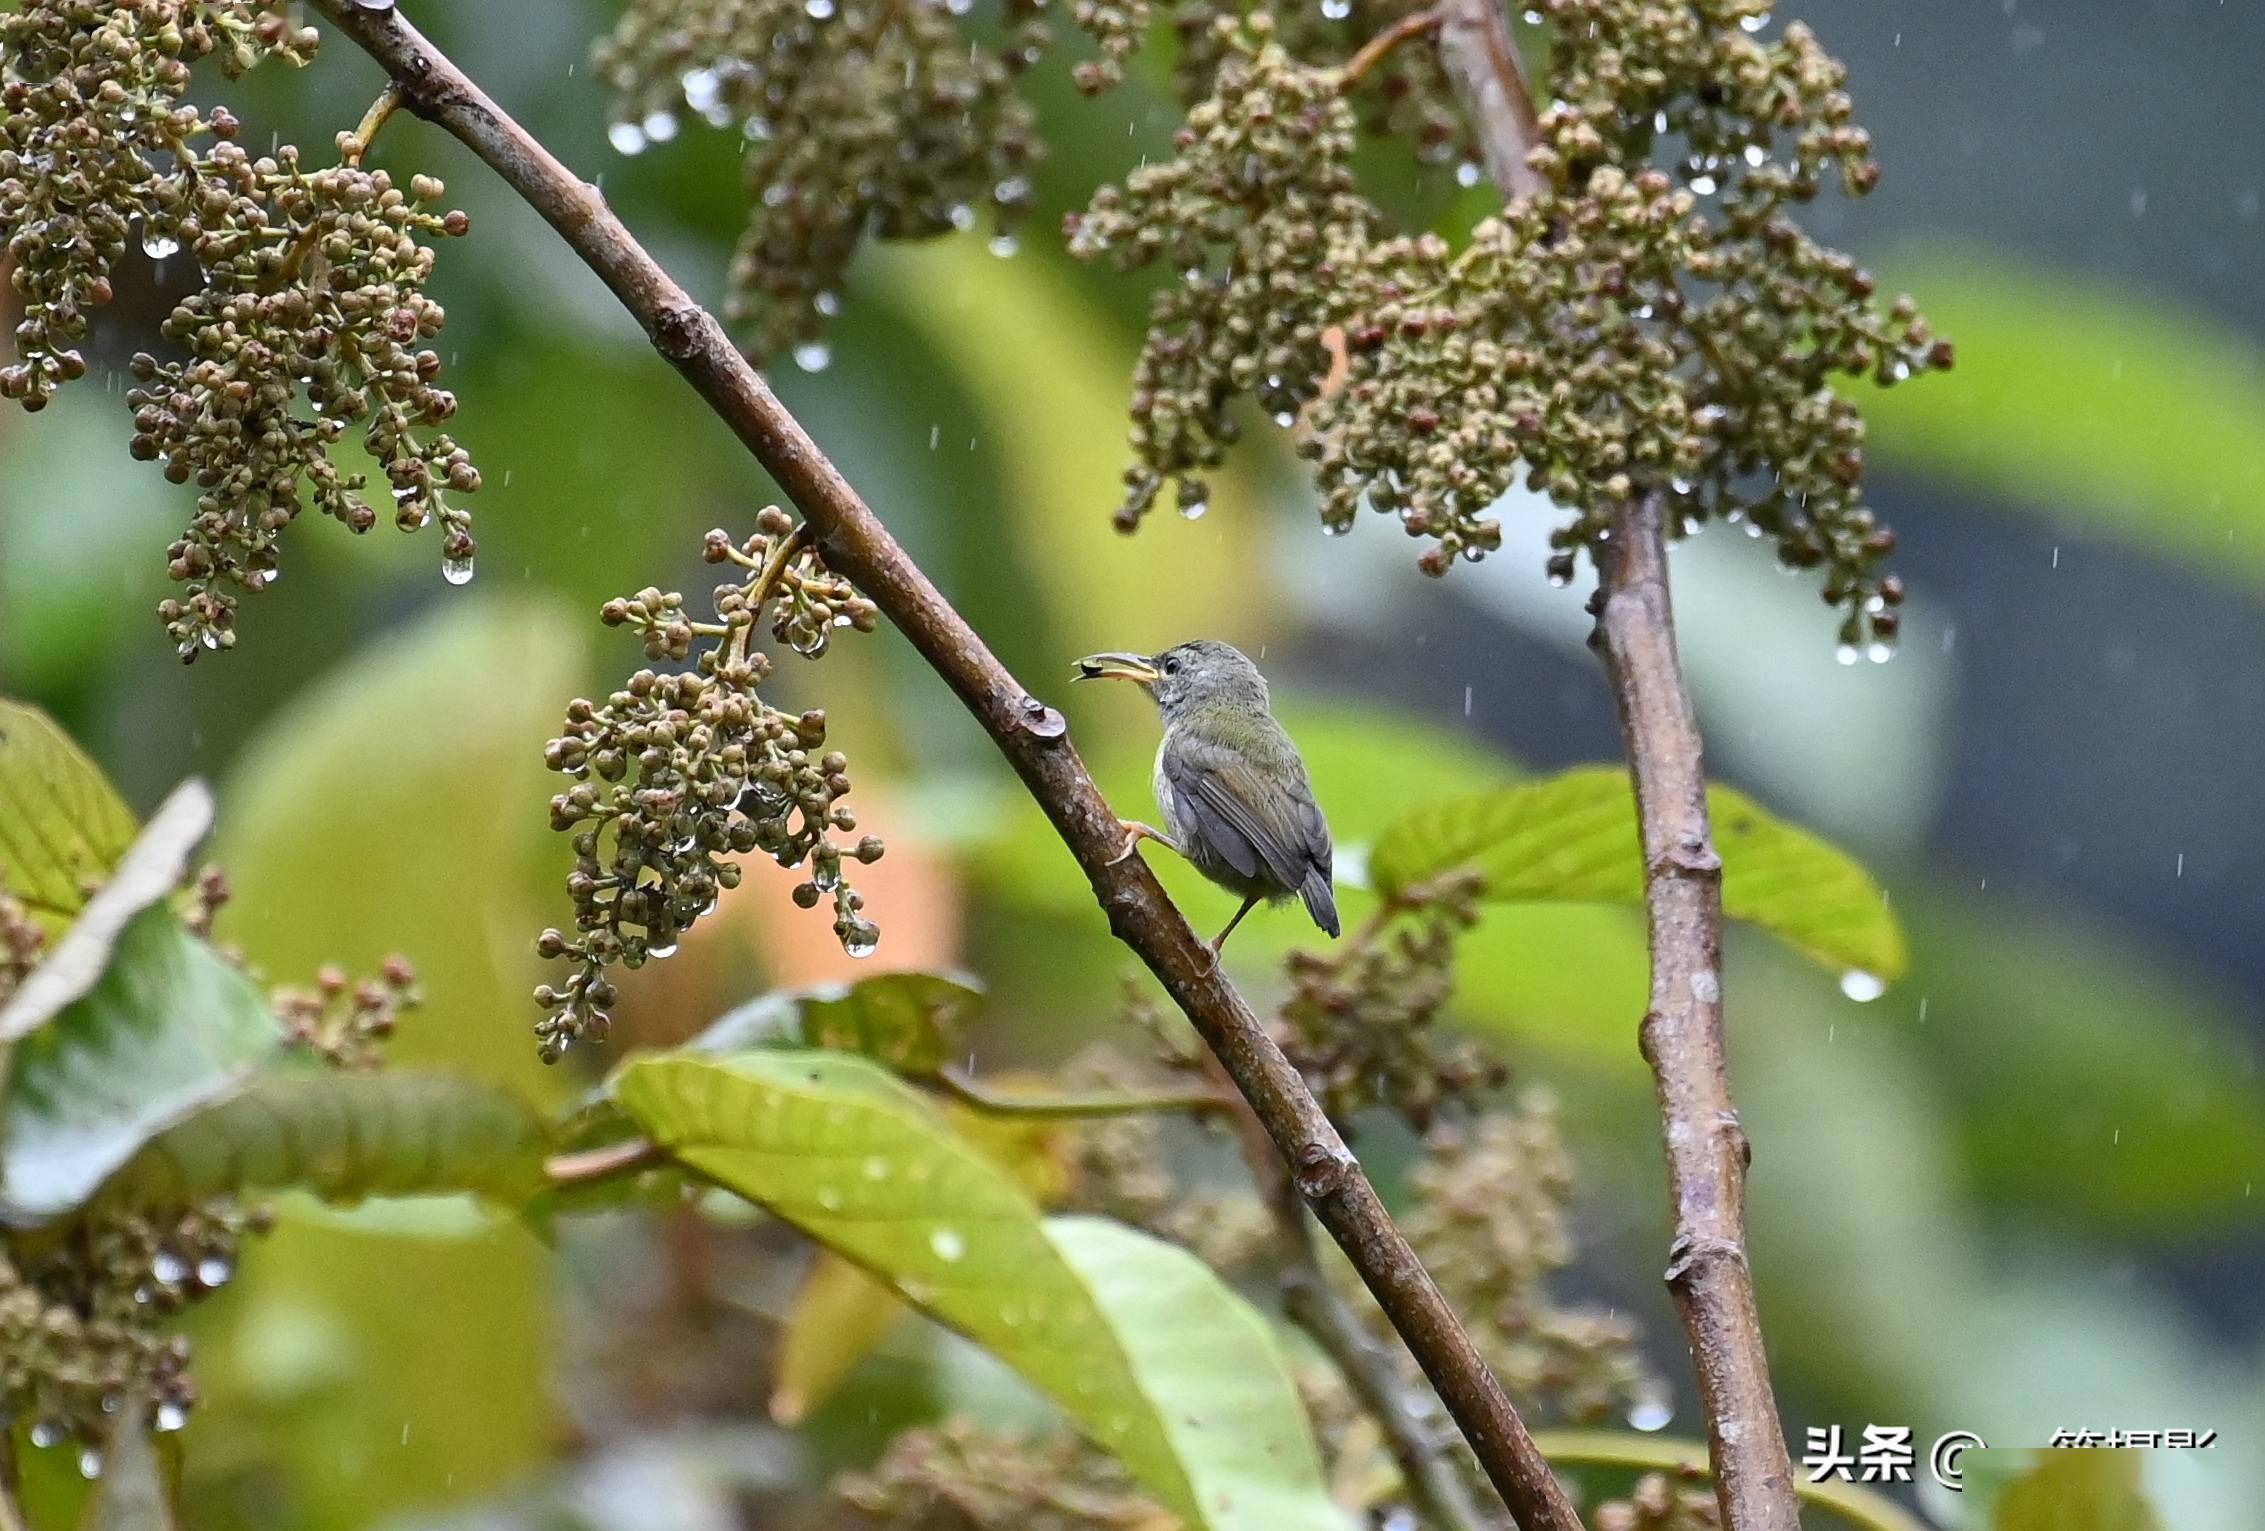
[1591,494,1799,1531]
[1433,0,1547,202]
[303,4,1580,1527]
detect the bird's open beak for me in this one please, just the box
[1072,651,1160,687]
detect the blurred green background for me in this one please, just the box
[1,1,2259,1527]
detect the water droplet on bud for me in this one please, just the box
[441,553,475,585]
[607,119,647,156]
[1834,644,1859,666]
[805,0,836,17]
[793,341,832,373]
[1178,494,1209,521]
[642,110,679,144]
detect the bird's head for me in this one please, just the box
[1073,639,1270,720]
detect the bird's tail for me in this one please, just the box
[1301,868,1341,939]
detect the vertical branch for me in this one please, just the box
[1590,494,1799,1531]
[1428,10,1802,1528]
[1434,0,1547,202]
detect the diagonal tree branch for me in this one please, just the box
[304,3,1583,1527]
[1428,13,1801,1531]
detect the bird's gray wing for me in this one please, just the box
[1162,730,1330,892]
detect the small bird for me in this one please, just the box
[1073,640,1339,953]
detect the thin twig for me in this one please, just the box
[1340,6,1442,91]
[1533,1431,1929,1531]
[342,82,403,166]
[1189,1045,1495,1531]
[932,1064,1234,1120]
[544,1136,666,1187]
[302,6,1581,1527]
[1589,493,1798,1531]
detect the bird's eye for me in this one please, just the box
[1162,657,1180,675]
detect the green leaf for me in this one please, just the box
[1869,250,2265,589]
[613,1050,1345,1531]
[90,1069,549,1216]
[1986,1449,2166,1531]
[1,903,280,1222]
[686,969,982,1075]
[1370,765,1906,981]
[0,698,140,928]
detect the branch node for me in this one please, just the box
[1015,693,1067,740]
[1663,1233,1748,1289]
[651,303,707,361]
[1294,1141,1355,1201]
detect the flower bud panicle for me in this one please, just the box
[594,0,1046,361]
[1,2,317,409]
[1068,19,1378,527]
[2,3,480,658]
[535,514,883,1061]
[1082,0,1941,647]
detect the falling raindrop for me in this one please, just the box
[793,340,832,373]
[1839,970,1885,1003]
[441,553,475,585]
[607,119,647,156]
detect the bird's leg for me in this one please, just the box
[1208,893,1263,956]
[1108,819,1179,866]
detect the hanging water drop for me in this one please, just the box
[152,1249,189,1285]
[1839,970,1885,1003]
[805,0,836,17]
[1627,1389,1674,1432]
[642,110,679,144]
[844,921,880,958]
[441,553,475,585]
[155,1402,188,1433]
[988,233,1019,258]
[78,1448,103,1479]
[196,1255,233,1287]
[1321,0,1351,17]
[681,67,723,116]
[793,340,832,373]
[1178,493,1209,521]
[1834,644,1859,666]
[1455,160,1481,187]
[607,119,647,155]
[1865,641,1894,664]
[141,228,180,259]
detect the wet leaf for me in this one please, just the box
[769,1251,907,1426]
[613,1050,1344,1531]
[91,1069,549,1215]
[1370,766,1907,980]
[1987,1449,2165,1531]
[1,900,282,1223]
[0,698,141,929]
[686,969,982,1075]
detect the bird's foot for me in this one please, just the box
[1108,820,1175,866]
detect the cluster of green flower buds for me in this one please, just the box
[1083,0,1942,648]
[0,1,316,409]
[836,1418,1161,1531]
[1399,1100,1652,1424]
[1,1201,266,1459]
[130,143,478,657]
[2,2,482,659]
[534,509,883,1062]
[1278,871,1508,1130]
[269,954,420,1070]
[1321,0,1944,641]
[593,0,1047,364]
[1067,17,1378,528]
[1597,1471,1721,1531]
